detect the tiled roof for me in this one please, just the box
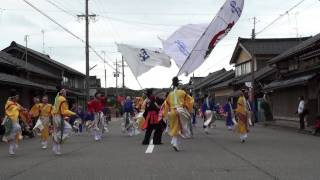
[230,37,310,64]
[263,74,317,91]
[194,68,227,90]
[209,78,234,90]
[234,66,276,85]
[0,73,56,90]
[0,53,14,66]
[3,41,85,76]
[0,51,58,79]
[269,33,320,64]
[207,70,235,87]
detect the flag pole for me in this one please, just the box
[176,15,220,76]
[135,76,143,90]
[176,0,245,76]
[121,55,143,90]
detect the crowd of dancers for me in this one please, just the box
[1,77,253,156]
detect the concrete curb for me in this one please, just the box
[256,121,318,136]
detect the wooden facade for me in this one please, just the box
[266,33,320,126]
[0,41,86,117]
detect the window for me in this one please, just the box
[235,61,251,77]
[288,59,298,71]
[235,66,241,76]
[62,76,77,88]
[245,62,251,74]
[62,76,69,85]
[70,78,75,88]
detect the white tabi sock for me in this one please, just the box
[9,142,15,155]
[42,141,48,149]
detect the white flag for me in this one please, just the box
[163,0,244,76]
[117,43,171,77]
[161,24,207,68]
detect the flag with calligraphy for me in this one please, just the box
[162,0,244,76]
[117,43,171,77]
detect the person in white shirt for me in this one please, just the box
[297,96,305,130]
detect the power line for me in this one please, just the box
[256,0,307,35]
[22,0,116,71]
[44,0,77,18]
[2,8,215,16]
[99,15,180,27]
[0,8,79,13]
[54,0,83,15]
[99,11,214,16]
[93,0,120,43]
[99,14,251,31]
[196,54,231,76]
[296,0,320,15]
[48,46,119,53]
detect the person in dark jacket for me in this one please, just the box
[142,89,163,145]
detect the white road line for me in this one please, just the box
[145,140,154,154]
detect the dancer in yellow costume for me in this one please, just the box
[134,95,146,130]
[235,89,249,143]
[52,86,76,155]
[162,77,194,151]
[2,89,25,155]
[39,95,53,149]
[30,96,41,128]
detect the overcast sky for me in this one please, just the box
[1,0,320,90]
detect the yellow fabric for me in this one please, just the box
[52,96,75,117]
[30,103,42,118]
[166,89,194,111]
[135,97,144,110]
[41,124,49,141]
[162,88,194,137]
[137,116,145,129]
[236,95,247,115]
[237,120,247,134]
[40,104,52,141]
[40,103,53,117]
[235,95,248,134]
[162,100,169,120]
[5,100,22,123]
[168,110,180,136]
[133,98,146,129]
[236,113,248,134]
[19,110,31,124]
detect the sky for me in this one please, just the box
[1,0,320,90]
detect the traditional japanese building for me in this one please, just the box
[0,41,86,117]
[229,37,310,92]
[265,33,320,127]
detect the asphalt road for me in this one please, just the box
[0,118,319,180]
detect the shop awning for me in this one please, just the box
[264,74,317,91]
[0,73,56,91]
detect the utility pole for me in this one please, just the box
[251,17,256,123]
[41,29,45,53]
[101,51,107,96]
[113,58,122,96]
[24,35,29,66]
[85,0,90,105]
[24,34,30,80]
[251,17,256,40]
[77,0,96,104]
[192,73,195,95]
[116,59,118,95]
[122,55,125,96]
[294,12,299,38]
